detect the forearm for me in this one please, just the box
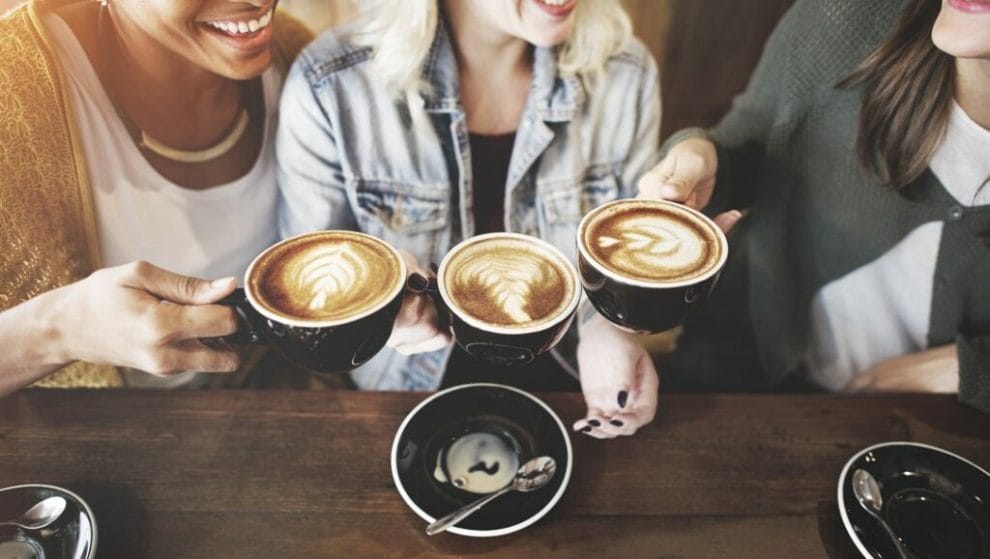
[0,287,72,397]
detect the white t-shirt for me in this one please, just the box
[45,15,282,388]
[45,14,281,281]
[807,102,990,390]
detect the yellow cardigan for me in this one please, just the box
[0,0,313,388]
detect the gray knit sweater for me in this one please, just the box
[663,0,990,412]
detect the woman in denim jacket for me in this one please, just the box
[277,0,660,438]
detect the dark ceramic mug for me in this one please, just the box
[575,199,728,334]
[217,231,408,375]
[409,233,581,366]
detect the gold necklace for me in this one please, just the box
[98,2,250,164]
[139,108,249,163]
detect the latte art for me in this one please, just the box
[250,231,403,322]
[583,201,723,283]
[291,244,377,315]
[443,236,577,329]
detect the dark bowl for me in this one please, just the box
[0,484,96,559]
[838,442,990,559]
[390,384,572,537]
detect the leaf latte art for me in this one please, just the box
[250,232,403,322]
[584,202,723,283]
[444,237,575,329]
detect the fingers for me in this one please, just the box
[713,210,743,234]
[118,261,237,305]
[845,373,873,392]
[574,352,659,439]
[387,292,451,354]
[637,138,717,203]
[165,303,240,340]
[141,339,240,377]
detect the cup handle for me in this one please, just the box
[203,288,264,348]
[406,264,451,333]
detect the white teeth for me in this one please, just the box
[206,8,272,36]
[540,0,567,5]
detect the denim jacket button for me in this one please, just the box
[948,205,964,221]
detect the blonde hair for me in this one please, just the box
[352,0,632,97]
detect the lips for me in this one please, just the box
[200,6,274,53]
[947,0,990,13]
[531,0,577,19]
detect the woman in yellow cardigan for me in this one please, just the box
[0,0,311,395]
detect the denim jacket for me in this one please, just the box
[276,22,660,391]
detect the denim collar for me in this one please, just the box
[420,20,584,122]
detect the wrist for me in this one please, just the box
[29,285,76,367]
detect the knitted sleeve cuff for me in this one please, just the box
[958,332,990,414]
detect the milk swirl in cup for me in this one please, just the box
[441,235,577,331]
[582,200,723,284]
[249,231,404,323]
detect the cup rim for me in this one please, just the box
[576,198,729,289]
[243,230,408,328]
[436,232,582,336]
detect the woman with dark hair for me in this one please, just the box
[0,0,311,395]
[639,0,990,411]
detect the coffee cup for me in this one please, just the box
[576,199,728,333]
[412,232,581,366]
[220,230,408,374]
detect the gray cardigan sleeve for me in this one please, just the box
[958,334,990,413]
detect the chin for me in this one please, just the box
[525,27,574,48]
[932,13,990,58]
[220,53,273,80]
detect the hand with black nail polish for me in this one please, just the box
[572,313,659,439]
[386,250,452,354]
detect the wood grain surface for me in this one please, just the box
[1,390,987,558]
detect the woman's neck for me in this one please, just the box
[443,1,532,134]
[109,11,235,115]
[104,6,242,148]
[956,57,990,130]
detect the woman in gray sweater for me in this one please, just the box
[642,0,990,412]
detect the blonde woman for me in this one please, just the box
[0,0,311,396]
[278,0,661,437]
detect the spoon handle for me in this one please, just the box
[866,509,911,559]
[426,486,513,536]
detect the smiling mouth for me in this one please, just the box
[202,7,273,37]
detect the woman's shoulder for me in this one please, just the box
[0,1,40,48]
[605,36,657,75]
[271,9,315,74]
[769,0,909,82]
[289,22,375,85]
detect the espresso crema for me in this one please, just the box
[443,236,576,330]
[582,201,723,283]
[249,231,403,322]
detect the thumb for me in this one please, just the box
[122,261,237,304]
[638,139,717,202]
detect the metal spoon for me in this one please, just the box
[0,496,67,531]
[852,468,910,559]
[426,455,556,536]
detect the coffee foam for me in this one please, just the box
[583,201,723,283]
[443,236,576,330]
[250,231,403,323]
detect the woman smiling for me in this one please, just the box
[0,0,311,395]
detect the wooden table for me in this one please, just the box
[1,390,987,558]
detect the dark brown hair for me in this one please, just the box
[842,0,954,189]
